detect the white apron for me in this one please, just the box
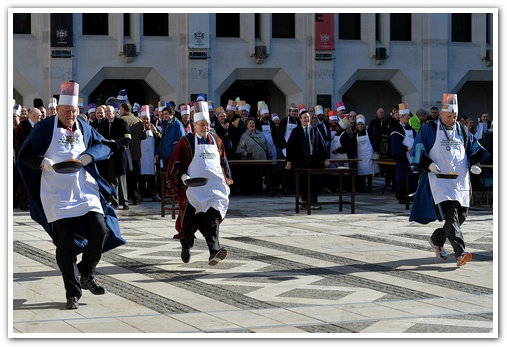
[140,129,156,175]
[41,117,103,223]
[186,135,230,219]
[329,132,348,170]
[402,127,415,161]
[356,130,378,175]
[428,120,470,206]
[282,121,297,157]
[261,124,277,160]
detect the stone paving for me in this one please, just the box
[10,180,496,337]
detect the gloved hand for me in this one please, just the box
[470,164,482,175]
[428,162,441,173]
[181,174,190,185]
[372,153,379,160]
[79,154,93,166]
[42,158,55,171]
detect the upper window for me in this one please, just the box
[339,13,361,40]
[83,14,108,35]
[143,13,168,36]
[124,13,130,37]
[272,14,295,38]
[255,13,260,39]
[390,13,411,41]
[13,13,31,34]
[216,13,240,38]
[452,13,472,42]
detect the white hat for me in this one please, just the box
[314,105,323,115]
[336,101,346,112]
[298,104,307,116]
[196,93,206,102]
[180,105,190,115]
[442,93,458,113]
[59,81,80,107]
[338,117,352,130]
[13,104,21,116]
[208,100,214,111]
[398,103,410,115]
[48,97,58,109]
[157,100,166,112]
[87,103,96,114]
[356,114,366,124]
[117,89,128,102]
[193,101,210,122]
[226,99,237,111]
[238,100,249,111]
[259,102,269,115]
[140,105,149,117]
[133,102,140,113]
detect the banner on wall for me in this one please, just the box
[189,13,210,49]
[315,13,334,50]
[51,13,73,47]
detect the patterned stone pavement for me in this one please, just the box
[10,180,496,337]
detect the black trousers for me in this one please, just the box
[431,200,468,257]
[53,212,109,299]
[180,207,221,255]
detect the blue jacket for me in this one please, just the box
[17,116,127,253]
[156,118,185,160]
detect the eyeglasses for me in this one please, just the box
[349,116,356,118]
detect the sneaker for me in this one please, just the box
[428,238,448,260]
[65,296,79,309]
[208,248,227,266]
[311,203,322,210]
[456,252,472,266]
[181,247,191,263]
[80,274,107,295]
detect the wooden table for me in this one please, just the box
[373,159,413,210]
[294,167,356,215]
[228,159,286,196]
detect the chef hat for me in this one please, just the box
[215,106,225,114]
[193,101,210,122]
[289,103,298,111]
[59,81,80,107]
[271,113,280,121]
[157,100,166,112]
[338,117,352,130]
[48,97,58,109]
[87,103,97,114]
[235,96,241,102]
[442,93,458,113]
[33,98,44,108]
[314,105,323,115]
[180,104,190,115]
[398,103,410,115]
[132,102,140,113]
[356,114,366,124]
[117,89,128,102]
[298,104,307,116]
[13,104,21,116]
[328,110,338,121]
[226,99,237,111]
[238,100,249,111]
[140,105,150,117]
[111,101,119,112]
[259,102,269,115]
[208,100,214,111]
[78,98,84,108]
[336,101,346,112]
[196,93,206,102]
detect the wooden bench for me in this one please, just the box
[159,171,176,219]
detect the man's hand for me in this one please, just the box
[470,164,482,175]
[428,162,441,173]
[42,158,55,171]
[79,154,93,166]
[181,174,190,185]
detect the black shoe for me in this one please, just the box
[65,296,79,309]
[19,202,29,211]
[208,248,227,266]
[80,274,107,295]
[123,204,129,210]
[181,248,191,263]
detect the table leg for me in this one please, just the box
[160,172,165,217]
[307,172,311,215]
[339,173,343,212]
[351,171,355,214]
[295,170,300,213]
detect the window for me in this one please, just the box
[272,14,295,38]
[124,13,130,37]
[486,13,491,45]
[339,13,360,40]
[375,13,381,41]
[83,13,108,35]
[143,13,168,36]
[255,13,260,39]
[390,13,411,41]
[452,13,472,42]
[216,13,240,38]
[13,13,31,34]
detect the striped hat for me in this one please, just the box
[398,103,410,115]
[59,81,80,107]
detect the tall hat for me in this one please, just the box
[33,98,44,108]
[59,81,80,107]
[196,93,206,102]
[157,100,166,112]
[87,103,97,114]
[314,105,324,115]
[226,99,237,111]
[356,114,366,124]
[117,89,128,102]
[193,101,210,122]
[140,105,150,117]
[338,117,352,130]
[442,93,458,113]
[78,97,84,109]
[298,104,307,116]
[48,97,58,109]
[132,102,140,113]
[328,110,338,121]
[180,104,190,115]
[288,103,298,111]
[208,100,214,111]
[238,100,249,111]
[235,96,241,103]
[271,113,280,121]
[13,104,21,116]
[259,102,269,115]
[335,101,346,112]
[215,106,225,114]
[398,103,410,115]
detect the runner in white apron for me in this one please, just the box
[282,122,297,157]
[356,130,378,176]
[186,135,229,219]
[40,116,102,223]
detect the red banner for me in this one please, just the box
[315,13,334,50]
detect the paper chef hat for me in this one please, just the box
[289,103,298,111]
[238,100,249,111]
[157,101,166,112]
[215,106,225,114]
[339,117,352,130]
[13,104,21,116]
[336,101,346,112]
[59,81,80,107]
[356,114,366,124]
[208,101,214,111]
[259,102,269,115]
[193,101,210,122]
[48,97,58,109]
[298,104,307,116]
[117,89,128,102]
[442,93,458,113]
[314,105,323,115]
[398,103,410,115]
[87,103,97,114]
[180,105,190,115]
[328,110,338,121]
[271,113,280,121]
[196,93,206,102]
[133,103,140,113]
[226,99,237,111]
[140,105,150,117]
[78,98,84,108]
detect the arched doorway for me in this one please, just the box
[221,80,284,115]
[88,79,159,107]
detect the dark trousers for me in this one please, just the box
[180,207,221,255]
[53,212,109,299]
[431,201,468,257]
[127,160,141,202]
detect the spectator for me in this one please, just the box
[351,115,379,193]
[155,106,185,170]
[139,105,162,202]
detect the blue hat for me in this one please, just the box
[117,89,128,102]
[196,93,206,102]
